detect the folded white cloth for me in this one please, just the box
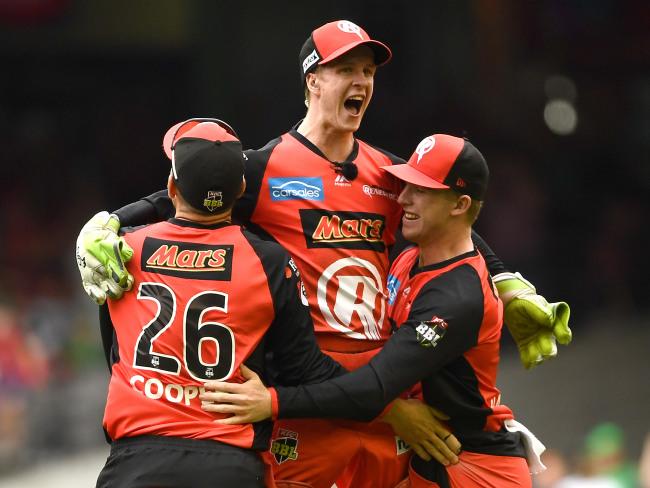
[504,418,547,474]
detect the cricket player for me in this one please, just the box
[76,20,570,488]
[95,119,346,487]
[200,134,546,487]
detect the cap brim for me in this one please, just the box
[320,39,392,67]
[382,164,450,190]
[163,120,204,160]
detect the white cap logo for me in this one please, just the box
[415,136,436,164]
[337,21,364,40]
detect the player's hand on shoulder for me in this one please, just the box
[382,398,461,465]
[76,211,134,305]
[494,272,572,369]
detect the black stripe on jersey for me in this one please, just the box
[471,230,507,276]
[232,137,282,225]
[114,189,174,227]
[99,303,119,370]
[242,229,345,384]
[242,229,345,449]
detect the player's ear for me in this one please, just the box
[167,172,177,199]
[451,194,472,216]
[236,176,246,199]
[306,72,320,95]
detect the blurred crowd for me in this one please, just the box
[1,0,649,483]
[535,425,650,488]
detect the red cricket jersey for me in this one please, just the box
[103,219,339,449]
[236,130,404,353]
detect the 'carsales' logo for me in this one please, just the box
[269,177,324,201]
[317,257,386,340]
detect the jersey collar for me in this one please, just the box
[289,122,359,164]
[168,217,234,230]
[409,248,479,278]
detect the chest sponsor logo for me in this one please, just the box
[386,274,401,305]
[270,428,299,464]
[300,209,386,251]
[141,237,233,281]
[415,316,448,347]
[362,185,398,200]
[269,177,324,201]
[318,258,386,340]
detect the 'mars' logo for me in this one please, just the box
[300,209,386,252]
[141,237,234,280]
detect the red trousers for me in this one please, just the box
[269,348,411,488]
[395,451,531,488]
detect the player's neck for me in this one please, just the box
[416,226,474,267]
[297,115,355,162]
[174,209,233,226]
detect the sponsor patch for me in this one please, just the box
[269,177,324,201]
[396,436,411,455]
[362,185,398,200]
[141,237,233,280]
[302,49,320,73]
[387,274,401,305]
[299,209,386,251]
[270,429,299,464]
[415,316,448,347]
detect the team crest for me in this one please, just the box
[270,429,299,464]
[203,191,223,212]
[415,316,448,348]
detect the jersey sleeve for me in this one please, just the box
[273,264,485,421]
[113,189,174,227]
[471,230,508,275]
[245,231,346,387]
[232,138,281,226]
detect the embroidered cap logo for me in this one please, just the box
[415,136,436,164]
[337,20,364,39]
[203,191,223,212]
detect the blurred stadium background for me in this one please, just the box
[0,1,648,486]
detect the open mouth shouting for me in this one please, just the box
[344,95,365,116]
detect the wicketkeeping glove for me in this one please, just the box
[75,211,134,305]
[494,272,572,369]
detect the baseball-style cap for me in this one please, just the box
[162,118,245,213]
[299,20,392,80]
[382,134,489,200]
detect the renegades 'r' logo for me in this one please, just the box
[317,257,386,341]
[270,429,299,464]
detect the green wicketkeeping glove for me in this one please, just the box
[75,211,134,305]
[494,272,572,369]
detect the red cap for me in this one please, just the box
[163,118,239,160]
[382,134,489,200]
[299,20,392,78]
[162,118,244,213]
